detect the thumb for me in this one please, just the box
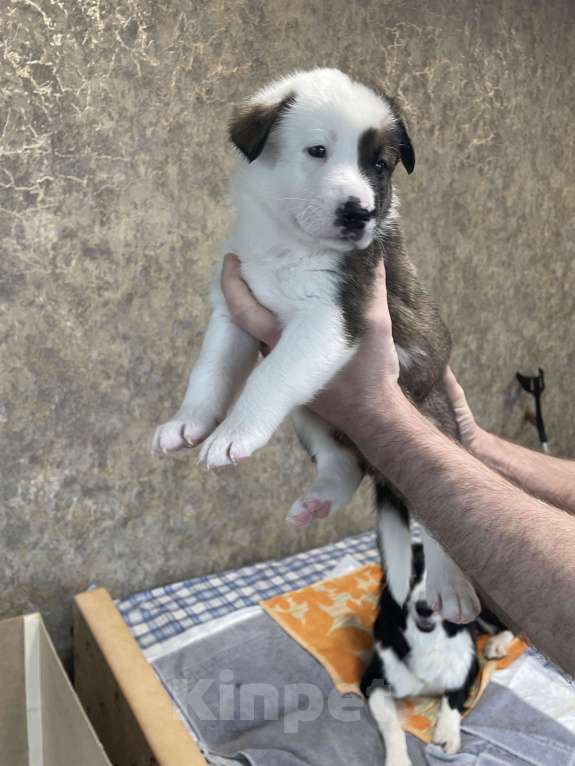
[365,261,392,332]
[358,260,400,381]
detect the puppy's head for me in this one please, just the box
[405,543,443,634]
[229,68,414,251]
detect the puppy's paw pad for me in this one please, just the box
[307,499,332,519]
[287,467,360,527]
[286,495,333,527]
[286,501,314,527]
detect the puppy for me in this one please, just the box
[153,68,478,622]
[361,544,514,765]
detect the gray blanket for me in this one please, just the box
[154,613,575,765]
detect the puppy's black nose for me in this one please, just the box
[335,196,376,237]
[415,600,434,619]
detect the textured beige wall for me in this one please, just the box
[1,0,574,653]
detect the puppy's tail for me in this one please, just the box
[375,481,412,605]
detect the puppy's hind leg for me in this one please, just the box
[287,407,363,527]
[368,688,412,766]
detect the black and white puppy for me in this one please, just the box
[153,68,478,622]
[361,544,514,765]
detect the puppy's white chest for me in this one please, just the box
[381,628,474,700]
[406,627,474,696]
[234,244,341,323]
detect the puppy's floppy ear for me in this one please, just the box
[395,117,415,175]
[387,96,415,174]
[362,77,415,174]
[229,93,295,163]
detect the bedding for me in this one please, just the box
[153,608,575,766]
[118,531,379,650]
[117,532,575,765]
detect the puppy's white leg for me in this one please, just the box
[432,696,461,755]
[484,630,514,660]
[152,311,258,455]
[287,408,363,527]
[368,688,412,766]
[199,307,353,468]
[420,527,480,624]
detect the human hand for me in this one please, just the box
[220,253,280,352]
[221,253,402,442]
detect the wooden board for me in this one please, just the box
[74,588,207,766]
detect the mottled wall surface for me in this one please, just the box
[1,0,574,653]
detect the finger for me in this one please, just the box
[221,253,280,346]
[365,260,392,330]
[444,365,457,390]
[443,366,467,407]
[221,252,253,308]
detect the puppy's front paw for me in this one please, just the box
[426,564,480,624]
[152,410,219,455]
[198,419,271,468]
[432,715,461,755]
[484,630,514,660]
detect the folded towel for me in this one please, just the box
[261,563,528,743]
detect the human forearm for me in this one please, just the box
[347,388,575,675]
[471,429,575,515]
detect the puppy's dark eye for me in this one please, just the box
[374,158,388,174]
[307,145,327,159]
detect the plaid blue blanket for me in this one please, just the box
[118,531,379,650]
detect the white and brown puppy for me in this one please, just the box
[153,68,479,622]
[361,544,514,765]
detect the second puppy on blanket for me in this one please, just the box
[361,544,514,765]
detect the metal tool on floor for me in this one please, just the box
[516,368,549,452]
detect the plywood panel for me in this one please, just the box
[74,588,206,766]
[38,616,111,766]
[0,617,28,766]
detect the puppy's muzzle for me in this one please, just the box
[335,197,376,240]
[415,599,436,632]
[415,600,434,619]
